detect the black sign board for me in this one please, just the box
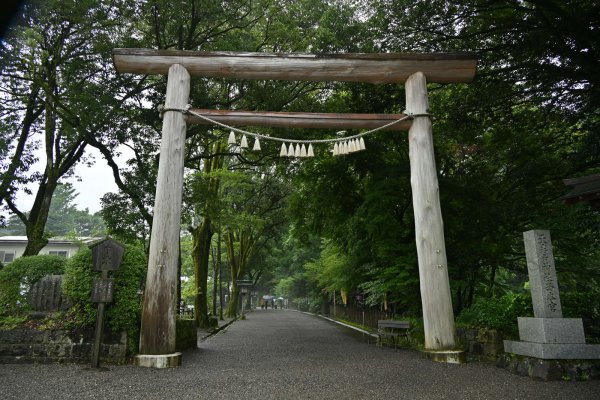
[91,238,124,271]
[92,278,115,303]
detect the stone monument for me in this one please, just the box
[28,274,72,317]
[503,230,600,359]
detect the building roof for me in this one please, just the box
[0,236,100,245]
[563,173,600,209]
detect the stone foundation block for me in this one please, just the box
[504,340,600,359]
[518,317,585,344]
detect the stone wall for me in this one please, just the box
[0,328,127,364]
[497,353,600,381]
[457,327,504,362]
[175,319,198,352]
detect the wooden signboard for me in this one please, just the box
[91,278,115,303]
[92,238,124,272]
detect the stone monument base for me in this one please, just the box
[517,317,585,343]
[503,340,600,359]
[135,352,182,368]
[420,349,466,364]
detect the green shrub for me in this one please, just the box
[456,293,533,339]
[62,244,147,353]
[457,291,600,342]
[562,291,600,342]
[0,255,66,316]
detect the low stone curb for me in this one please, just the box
[292,309,378,338]
[198,317,237,342]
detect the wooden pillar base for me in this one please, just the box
[135,352,182,368]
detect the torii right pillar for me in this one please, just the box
[406,72,463,363]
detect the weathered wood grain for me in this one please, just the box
[406,71,457,350]
[139,64,190,357]
[113,49,477,84]
[186,109,412,131]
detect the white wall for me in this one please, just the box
[0,236,94,264]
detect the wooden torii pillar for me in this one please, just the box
[113,49,477,367]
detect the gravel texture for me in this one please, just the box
[1,309,599,399]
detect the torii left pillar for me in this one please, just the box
[406,72,463,363]
[135,64,190,368]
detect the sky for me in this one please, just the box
[15,146,131,215]
[65,147,122,213]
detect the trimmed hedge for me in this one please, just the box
[457,291,600,342]
[62,244,147,353]
[0,255,67,316]
[456,293,533,339]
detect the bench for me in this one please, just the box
[377,320,411,348]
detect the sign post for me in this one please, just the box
[90,238,124,369]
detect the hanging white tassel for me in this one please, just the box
[359,137,366,150]
[240,135,249,148]
[228,131,236,145]
[307,144,314,157]
[343,141,349,154]
[280,143,288,156]
[294,144,301,157]
[252,137,261,151]
[287,144,295,157]
[333,143,339,156]
[350,139,357,152]
[300,144,307,157]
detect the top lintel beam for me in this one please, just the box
[112,49,477,84]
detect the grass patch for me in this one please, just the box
[0,315,28,329]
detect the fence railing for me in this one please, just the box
[328,304,388,331]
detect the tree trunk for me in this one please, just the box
[212,231,220,316]
[224,230,239,317]
[22,179,58,256]
[226,282,239,318]
[219,237,224,320]
[192,218,212,328]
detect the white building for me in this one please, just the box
[0,236,98,264]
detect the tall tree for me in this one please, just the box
[0,0,142,254]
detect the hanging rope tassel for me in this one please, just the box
[300,144,307,157]
[240,134,249,148]
[333,143,339,156]
[280,143,288,156]
[228,131,236,145]
[287,144,296,157]
[308,144,315,157]
[359,137,366,150]
[252,137,261,151]
[294,144,301,157]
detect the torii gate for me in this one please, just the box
[112,49,477,367]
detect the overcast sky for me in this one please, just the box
[14,146,131,215]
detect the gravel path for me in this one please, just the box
[1,309,599,399]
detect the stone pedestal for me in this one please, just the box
[504,316,600,359]
[504,230,600,360]
[135,352,182,368]
[504,340,600,359]
[517,317,585,344]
